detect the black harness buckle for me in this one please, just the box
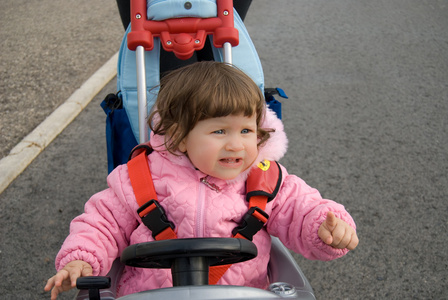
[232,207,269,241]
[137,200,175,239]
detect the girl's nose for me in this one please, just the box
[225,137,244,151]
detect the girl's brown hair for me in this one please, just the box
[149,61,270,153]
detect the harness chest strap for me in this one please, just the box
[127,148,282,284]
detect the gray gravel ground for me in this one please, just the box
[1,0,447,299]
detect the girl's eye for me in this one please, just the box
[213,129,225,134]
[241,129,252,134]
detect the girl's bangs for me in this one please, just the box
[199,84,263,121]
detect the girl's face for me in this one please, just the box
[178,114,259,180]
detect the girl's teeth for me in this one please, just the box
[223,158,239,163]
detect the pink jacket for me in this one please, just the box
[55,109,356,297]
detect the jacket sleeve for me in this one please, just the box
[266,165,356,261]
[55,165,139,275]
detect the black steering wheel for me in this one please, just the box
[121,238,257,286]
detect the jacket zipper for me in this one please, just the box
[196,176,222,237]
[200,176,221,192]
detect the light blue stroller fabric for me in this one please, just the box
[117,2,264,142]
[147,0,217,20]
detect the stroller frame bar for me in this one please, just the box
[135,46,148,143]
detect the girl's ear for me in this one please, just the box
[178,137,187,153]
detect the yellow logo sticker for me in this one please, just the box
[257,160,270,171]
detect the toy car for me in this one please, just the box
[76,237,315,299]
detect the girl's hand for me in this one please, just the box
[44,260,93,300]
[318,211,359,250]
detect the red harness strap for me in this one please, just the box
[127,148,282,285]
[128,149,177,240]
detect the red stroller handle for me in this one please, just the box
[127,0,239,60]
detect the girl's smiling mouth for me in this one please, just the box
[219,157,243,166]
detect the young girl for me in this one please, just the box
[45,61,358,299]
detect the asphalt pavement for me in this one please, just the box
[1,0,447,299]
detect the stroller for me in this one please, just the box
[76,1,314,299]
